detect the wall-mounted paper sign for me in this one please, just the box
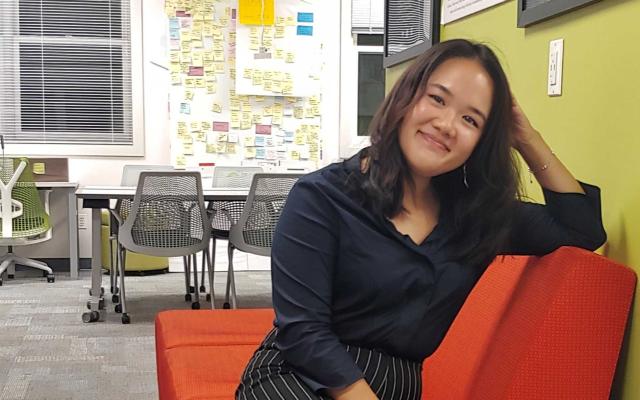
[442,0,507,24]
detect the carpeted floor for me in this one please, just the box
[0,269,272,400]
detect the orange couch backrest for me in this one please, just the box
[422,246,636,399]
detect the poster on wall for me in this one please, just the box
[235,0,321,97]
[441,0,507,24]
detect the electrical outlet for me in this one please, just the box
[548,39,564,96]
[78,213,88,230]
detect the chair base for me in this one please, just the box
[0,253,53,279]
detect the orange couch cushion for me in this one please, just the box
[156,309,275,400]
[163,345,259,400]
[156,309,275,349]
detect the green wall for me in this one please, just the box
[387,0,640,397]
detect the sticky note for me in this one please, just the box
[243,135,255,146]
[32,163,45,175]
[244,147,257,158]
[176,155,187,168]
[213,121,229,132]
[297,12,314,23]
[264,136,274,147]
[255,135,266,146]
[285,52,295,63]
[238,0,274,25]
[256,124,272,135]
[211,103,222,113]
[297,25,313,36]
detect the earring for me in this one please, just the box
[463,164,469,189]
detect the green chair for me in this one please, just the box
[0,158,54,285]
[100,210,169,273]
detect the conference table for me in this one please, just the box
[75,185,249,322]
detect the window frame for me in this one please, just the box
[517,0,601,27]
[383,0,441,68]
[4,0,144,157]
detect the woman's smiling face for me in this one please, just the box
[398,57,494,181]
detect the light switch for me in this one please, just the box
[548,39,564,96]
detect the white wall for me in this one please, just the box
[20,0,343,264]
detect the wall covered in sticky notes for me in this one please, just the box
[165,0,324,171]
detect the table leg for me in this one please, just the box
[82,208,105,322]
[68,190,79,279]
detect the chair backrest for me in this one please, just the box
[121,164,174,186]
[421,247,637,400]
[116,165,174,221]
[229,173,303,256]
[212,166,263,188]
[0,157,50,238]
[208,166,263,231]
[118,171,210,257]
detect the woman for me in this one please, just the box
[236,39,606,400]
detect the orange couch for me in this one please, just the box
[155,247,636,399]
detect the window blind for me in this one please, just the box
[352,0,384,33]
[0,0,133,145]
[386,0,431,56]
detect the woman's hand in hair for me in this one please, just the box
[511,96,542,151]
[510,96,585,194]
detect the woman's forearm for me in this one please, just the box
[516,131,585,194]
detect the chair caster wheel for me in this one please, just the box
[191,302,201,310]
[87,299,105,310]
[115,304,122,314]
[110,286,120,294]
[223,302,231,309]
[199,285,206,292]
[8,274,14,279]
[82,311,100,323]
[189,286,195,293]
[46,274,55,283]
[89,287,105,297]
[121,313,130,324]
[185,294,192,302]
[206,293,211,302]
[0,279,3,286]
[112,295,119,303]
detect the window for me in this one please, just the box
[357,49,385,137]
[340,0,386,158]
[0,0,143,156]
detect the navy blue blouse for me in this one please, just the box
[271,151,606,392]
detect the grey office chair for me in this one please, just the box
[108,165,174,304]
[114,171,211,324]
[199,166,263,308]
[225,173,303,308]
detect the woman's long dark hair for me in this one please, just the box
[359,39,521,267]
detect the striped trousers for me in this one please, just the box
[236,328,422,400]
